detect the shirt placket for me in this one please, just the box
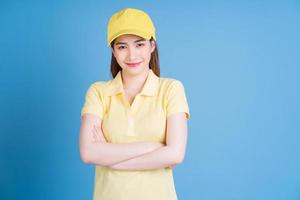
[120,93,139,136]
[127,109,135,136]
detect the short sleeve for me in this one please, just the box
[80,83,105,119]
[166,80,190,120]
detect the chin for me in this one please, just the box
[125,67,148,75]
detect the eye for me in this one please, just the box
[137,43,145,47]
[117,45,126,50]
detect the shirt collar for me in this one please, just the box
[104,69,159,97]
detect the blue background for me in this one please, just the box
[1,0,300,199]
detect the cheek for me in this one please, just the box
[142,49,152,61]
[114,51,126,61]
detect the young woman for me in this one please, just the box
[79,8,190,200]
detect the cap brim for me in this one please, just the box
[107,29,153,47]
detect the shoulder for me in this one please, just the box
[84,81,110,97]
[88,81,107,89]
[85,79,121,97]
[87,79,114,90]
[158,77,186,92]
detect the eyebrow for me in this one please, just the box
[115,38,146,45]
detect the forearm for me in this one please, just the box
[85,141,164,166]
[108,145,179,171]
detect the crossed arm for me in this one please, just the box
[79,113,188,171]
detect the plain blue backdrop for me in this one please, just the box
[1,0,300,199]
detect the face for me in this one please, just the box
[112,34,156,76]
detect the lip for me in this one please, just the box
[126,62,142,67]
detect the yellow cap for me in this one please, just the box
[107,8,156,47]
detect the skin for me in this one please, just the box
[79,34,188,170]
[112,34,156,99]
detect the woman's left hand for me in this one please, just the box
[92,125,107,143]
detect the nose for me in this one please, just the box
[127,46,137,60]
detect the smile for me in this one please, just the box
[126,62,142,67]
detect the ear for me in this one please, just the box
[150,40,156,53]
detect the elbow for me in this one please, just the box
[173,151,186,165]
[79,144,98,164]
[80,149,93,164]
[80,148,110,166]
[174,155,184,165]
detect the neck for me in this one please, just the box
[121,69,150,90]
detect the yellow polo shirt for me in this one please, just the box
[81,69,190,200]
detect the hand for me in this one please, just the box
[92,125,107,143]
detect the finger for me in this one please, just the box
[92,126,97,136]
[92,126,96,132]
[92,130,97,142]
[94,126,102,138]
[92,127,100,142]
[93,126,99,134]
[93,126,101,137]
[94,127,103,142]
[95,126,101,133]
[93,125,106,143]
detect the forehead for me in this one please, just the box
[114,34,146,44]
